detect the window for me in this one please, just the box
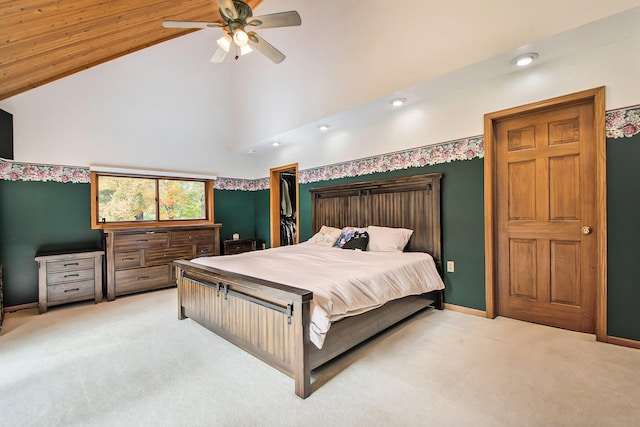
[90,172,214,229]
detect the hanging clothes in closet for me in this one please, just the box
[280,173,296,245]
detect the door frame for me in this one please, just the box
[483,87,607,341]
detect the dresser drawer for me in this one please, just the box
[47,268,95,285]
[47,257,95,273]
[115,265,171,295]
[196,244,215,257]
[171,229,215,246]
[144,246,194,266]
[115,232,169,251]
[114,251,141,269]
[47,280,95,305]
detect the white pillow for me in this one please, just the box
[367,225,414,252]
[307,225,342,247]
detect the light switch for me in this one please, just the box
[447,261,455,272]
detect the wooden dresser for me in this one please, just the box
[35,249,104,313]
[104,225,221,300]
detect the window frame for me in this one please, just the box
[90,171,215,230]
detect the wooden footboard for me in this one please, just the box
[175,259,443,398]
[174,259,313,398]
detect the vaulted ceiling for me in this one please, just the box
[0,0,262,101]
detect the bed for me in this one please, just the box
[173,173,444,398]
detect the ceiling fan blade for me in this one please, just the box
[217,0,238,20]
[210,46,229,63]
[162,20,223,29]
[248,32,286,64]
[246,11,301,29]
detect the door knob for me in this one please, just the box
[581,226,593,235]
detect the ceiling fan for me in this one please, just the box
[162,0,301,64]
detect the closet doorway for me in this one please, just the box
[269,163,299,248]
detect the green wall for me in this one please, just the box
[0,180,101,306]
[214,189,257,243]
[2,138,639,341]
[256,160,486,311]
[606,134,640,340]
[253,189,271,248]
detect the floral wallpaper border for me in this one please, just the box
[2,105,639,187]
[0,160,90,183]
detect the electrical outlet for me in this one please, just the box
[447,261,455,272]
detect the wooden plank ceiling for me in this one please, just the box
[0,0,262,101]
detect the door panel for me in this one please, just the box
[508,160,536,220]
[509,239,537,299]
[496,101,596,333]
[549,155,580,220]
[550,240,581,305]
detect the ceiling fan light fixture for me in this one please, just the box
[233,28,249,47]
[217,34,232,52]
[164,2,300,64]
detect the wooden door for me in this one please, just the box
[494,100,597,333]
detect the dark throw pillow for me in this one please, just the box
[342,231,369,251]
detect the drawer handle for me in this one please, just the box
[64,274,80,278]
[64,288,80,293]
[145,231,156,234]
[122,257,135,261]
[138,276,150,280]
[63,262,79,267]
[136,239,149,243]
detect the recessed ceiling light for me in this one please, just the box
[513,52,538,67]
[271,141,280,147]
[318,124,330,131]
[391,98,406,107]
[247,149,255,154]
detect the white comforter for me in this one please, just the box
[191,243,445,348]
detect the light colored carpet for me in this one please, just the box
[1,288,638,427]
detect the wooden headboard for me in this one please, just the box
[309,173,442,268]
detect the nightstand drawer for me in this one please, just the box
[114,251,141,269]
[47,257,95,273]
[224,239,256,255]
[115,265,170,295]
[47,268,95,285]
[47,280,95,305]
[115,232,169,250]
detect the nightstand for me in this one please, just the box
[35,248,104,313]
[223,238,262,255]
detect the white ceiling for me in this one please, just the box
[230,0,640,153]
[3,0,640,179]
